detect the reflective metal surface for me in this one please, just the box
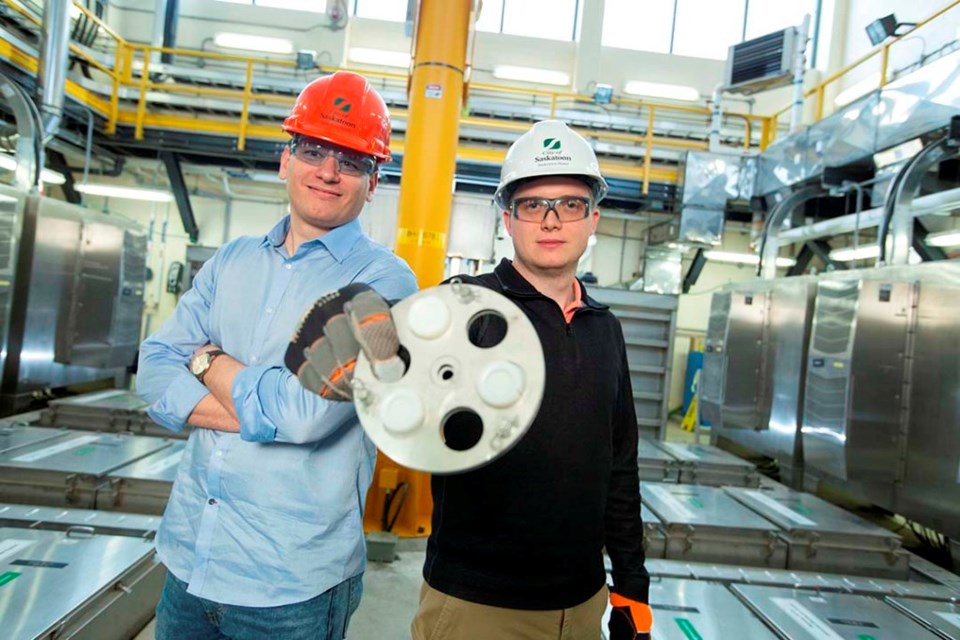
[887,597,960,639]
[39,389,182,439]
[638,438,679,482]
[656,441,758,487]
[642,246,683,295]
[641,482,786,568]
[0,425,66,454]
[646,578,777,640]
[732,584,941,639]
[0,503,161,537]
[0,432,171,475]
[586,287,678,439]
[0,527,158,640]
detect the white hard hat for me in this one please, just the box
[493,120,609,209]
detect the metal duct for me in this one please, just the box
[37,0,72,141]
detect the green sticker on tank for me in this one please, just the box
[0,571,21,587]
[73,446,95,456]
[675,617,703,640]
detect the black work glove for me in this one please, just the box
[609,591,653,640]
[285,283,402,401]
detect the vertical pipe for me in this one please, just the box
[37,0,71,140]
[152,0,168,67]
[642,106,655,195]
[394,0,471,288]
[789,14,811,132]
[161,0,179,65]
[708,83,723,152]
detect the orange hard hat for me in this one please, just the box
[283,71,391,162]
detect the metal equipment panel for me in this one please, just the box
[717,289,768,432]
[0,186,25,397]
[876,50,960,151]
[806,93,879,168]
[0,503,161,538]
[732,585,941,640]
[0,425,67,454]
[646,559,960,601]
[656,442,759,487]
[0,527,162,640]
[725,487,908,579]
[0,432,171,475]
[699,291,730,426]
[38,389,183,439]
[640,482,786,568]
[887,597,960,639]
[585,287,678,439]
[646,578,777,640]
[638,438,679,482]
[104,443,184,514]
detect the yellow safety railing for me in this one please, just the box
[768,0,960,143]
[0,0,773,187]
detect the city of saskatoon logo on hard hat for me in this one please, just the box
[536,136,572,166]
[321,96,357,128]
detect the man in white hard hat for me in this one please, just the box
[409,120,653,640]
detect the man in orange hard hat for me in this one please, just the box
[138,71,417,640]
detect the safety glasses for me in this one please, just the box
[290,137,377,177]
[510,196,593,223]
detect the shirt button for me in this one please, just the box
[266,308,273,314]
[216,451,223,457]
[208,498,217,506]
[251,356,258,363]
[285,264,292,270]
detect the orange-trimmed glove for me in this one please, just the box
[285,283,403,401]
[609,592,653,640]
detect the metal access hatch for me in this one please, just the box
[638,438,679,482]
[640,482,787,568]
[655,441,759,487]
[0,425,67,454]
[0,431,173,509]
[645,578,778,639]
[887,597,960,639]
[0,503,161,539]
[732,584,941,639]
[725,486,909,579]
[104,441,184,514]
[39,389,184,439]
[0,527,163,640]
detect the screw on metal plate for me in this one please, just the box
[449,278,477,304]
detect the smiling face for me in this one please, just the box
[278,136,378,235]
[502,175,599,276]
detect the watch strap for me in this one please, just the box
[196,349,226,384]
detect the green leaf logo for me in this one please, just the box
[542,138,561,150]
[333,97,352,112]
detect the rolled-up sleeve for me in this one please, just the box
[232,264,418,444]
[137,252,221,432]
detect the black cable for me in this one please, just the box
[381,481,409,533]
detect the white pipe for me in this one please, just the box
[708,83,723,152]
[789,14,811,132]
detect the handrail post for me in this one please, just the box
[642,106,655,195]
[238,60,254,151]
[134,46,150,140]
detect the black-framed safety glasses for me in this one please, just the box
[510,196,593,223]
[289,137,377,177]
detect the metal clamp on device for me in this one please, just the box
[352,281,545,474]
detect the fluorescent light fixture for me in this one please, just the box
[492,65,570,86]
[0,153,66,185]
[347,47,411,69]
[214,32,293,55]
[834,72,880,107]
[925,230,960,247]
[829,244,880,262]
[703,250,796,268]
[76,183,173,202]
[623,80,700,102]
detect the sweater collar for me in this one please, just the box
[492,259,607,310]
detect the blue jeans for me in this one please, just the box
[155,571,363,640]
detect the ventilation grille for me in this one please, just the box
[725,28,797,93]
[812,280,859,355]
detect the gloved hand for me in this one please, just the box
[608,592,653,640]
[285,283,403,401]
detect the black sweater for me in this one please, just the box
[424,259,649,610]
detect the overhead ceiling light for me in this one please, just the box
[76,183,174,202]
[492,65,570,86]
[0,153,66,185]
[623,80,700,102]
[214,32,293,55]
[834,72,880,107]
[925,230,960,247]
[347,47,411,69]
[829,244,880,262]
[703,250,796,268]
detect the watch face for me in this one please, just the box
[191,353,209,376]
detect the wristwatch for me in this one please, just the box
[191,349,225,384]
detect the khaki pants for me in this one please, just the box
[410,582,608,640]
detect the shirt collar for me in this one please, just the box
[493,259,607,310]
[259,216,363,263]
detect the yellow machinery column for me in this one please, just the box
[363,0,473,538]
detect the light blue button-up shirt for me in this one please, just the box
[137,216,417,607]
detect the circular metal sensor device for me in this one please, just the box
[352,281,545,474]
